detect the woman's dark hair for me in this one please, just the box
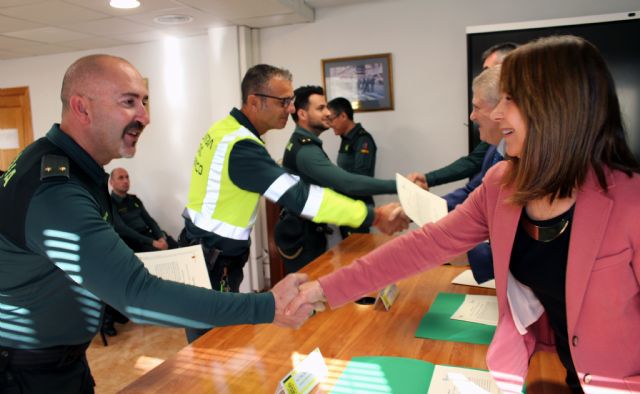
[501,35,639,204]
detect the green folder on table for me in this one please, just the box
[330,356,507,394]
[330,356,435,393]
[414,292,495,345]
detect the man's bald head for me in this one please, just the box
[110,167,127,178]
[109,167,130,196]
[59,54,149,165]
[60,54,136,114]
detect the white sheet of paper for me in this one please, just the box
[427,365,501,394]
[277,348,328,394]
[451,294,498,326]
[135,245,211,289]
[0,128,20,149]
[396,173,447,226]
[452,270,496,289]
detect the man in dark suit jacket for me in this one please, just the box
[443,66,503,283]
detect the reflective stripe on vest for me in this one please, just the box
[263,173,299,202]
[300,184,324,218]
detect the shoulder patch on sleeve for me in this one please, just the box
[40,154,70,181]
[358,140,370,154]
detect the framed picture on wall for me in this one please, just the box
[322,53,394,112]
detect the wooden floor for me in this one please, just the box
[86,322,187,393]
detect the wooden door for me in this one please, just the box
[265,199,285,286]
[0,87,34,171]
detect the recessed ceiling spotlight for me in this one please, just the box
[153,14,194,25]
[110,0,140,9]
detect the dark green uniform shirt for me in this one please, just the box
[337,123,377,177]
[285,126,395,197]
[425,141,489,187]
[336,123,378,206]
[111,192,163,246]
[0,124,274,349]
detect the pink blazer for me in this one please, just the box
[319,162,640,394]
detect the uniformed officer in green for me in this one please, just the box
[110,167,177,253]
[181,66,409,342]
[327,97,382,238]
[276,86,398,273]
[0,55,316,394]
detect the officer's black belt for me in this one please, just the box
[202,247,249,270]
[217,250,250,265]
[1,342,90,368]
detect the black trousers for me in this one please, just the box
[0,346,94,394]
[275,212,328,274]
[183,246,248,343]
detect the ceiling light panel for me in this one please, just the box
[62,0,185,16]
[0,0,107,25]
[60,36,129,50]
[0,14,43,33]
[3,27,92,43]
[124,6,229,30]
[110,0,140,9]
[66,17,153,35]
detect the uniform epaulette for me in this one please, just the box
[297,137,314,145]
[40,154,70,181]
[356,129,373,140]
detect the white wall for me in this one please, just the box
[0,0,637,236]
[260,0,640,204]
[0,35,219,237]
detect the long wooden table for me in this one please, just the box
[121,234,569,393]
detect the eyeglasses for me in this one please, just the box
[253,93,295,108]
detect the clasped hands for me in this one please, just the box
[373,202,411,234]
[406,172,428,190]
[272,201,414,328]
[271,273,327,329]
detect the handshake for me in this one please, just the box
[372,201,411,235]
[269,274,327,329]
[270,202,410,328]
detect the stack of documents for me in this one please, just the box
[135,245,211,289]
[415,293,497,345]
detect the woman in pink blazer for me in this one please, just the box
[288,36,640,394]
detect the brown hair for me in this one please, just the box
[501,35,639,205]
[240,64,292,104]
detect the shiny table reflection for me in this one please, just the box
[121,234,568,394]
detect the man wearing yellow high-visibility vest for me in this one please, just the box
[181,64,409,342]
